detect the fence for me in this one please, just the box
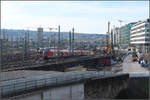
[0,71,113,98]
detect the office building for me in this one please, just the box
[112,27,120,47]
[130,19,150,53]
[37,27,43,47]
[120,22,136,48]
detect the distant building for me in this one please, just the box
[130,19,150,53]
[37,27,43,47]
[111,30,113,48]
[120,22,136,48]
[112,27,120,47]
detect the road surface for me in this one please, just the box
[122,54,149,77]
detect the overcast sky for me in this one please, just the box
[1,1,149,34]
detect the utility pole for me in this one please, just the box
[24,32,27,57]
[57,25,60,56]
[61,30,63,50]
[54,32,56,55]
[27,30,30,53]
[11,36,13,48]
[48,27,57,56]
[49,28,52,49]
[72,28,74,56]
[5,34,8,64]
[50,34,52,49]
[22,32,25,65]
[69,31,72,55]
[17,32,19,49]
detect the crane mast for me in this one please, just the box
[107,21,111,54]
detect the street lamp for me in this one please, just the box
[58,25,61,57]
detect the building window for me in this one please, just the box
[146,29,149,32]
[131,39,145,42]
[131,34,150,38]
[145,38,150,41]
[145,24,149,28]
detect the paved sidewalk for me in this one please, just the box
[122,54,149,77]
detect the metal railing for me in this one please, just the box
[0,71,112,98]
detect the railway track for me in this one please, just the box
[1,55,100,72]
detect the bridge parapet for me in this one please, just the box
[0,71,128,98]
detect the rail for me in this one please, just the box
[2,55,97,72]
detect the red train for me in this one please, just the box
[36,48,94,60]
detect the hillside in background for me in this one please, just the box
[1,29,107,41]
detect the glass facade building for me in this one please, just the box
[120,22,136,48]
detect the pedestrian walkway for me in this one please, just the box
[122,54,149,77]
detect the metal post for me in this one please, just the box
[49,30,51,49]
[54,32,56,55]
[61,30,63,50]
[69,31,72,55]
[81,40,83,54]
[22,36,25,65]
[27,30,30,54]
[6,34,8,64]
[17,32,19,49]
[72,28,74,56]
[24,32,27,58]
[57,25,60,56]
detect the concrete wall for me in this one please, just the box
[116,77,149,99]
[4,83,84,100]
[84,74,129,99]
[2,73,148,100]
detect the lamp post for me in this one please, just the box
[69,31,72,56]
[72,28,74,56]
[48,27,57,56]
[58,25,60,57]
[49,28,53,49]
[53,29,57,54]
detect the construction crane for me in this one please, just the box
[107,21,111,54]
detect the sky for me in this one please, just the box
[1,1,149,34]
